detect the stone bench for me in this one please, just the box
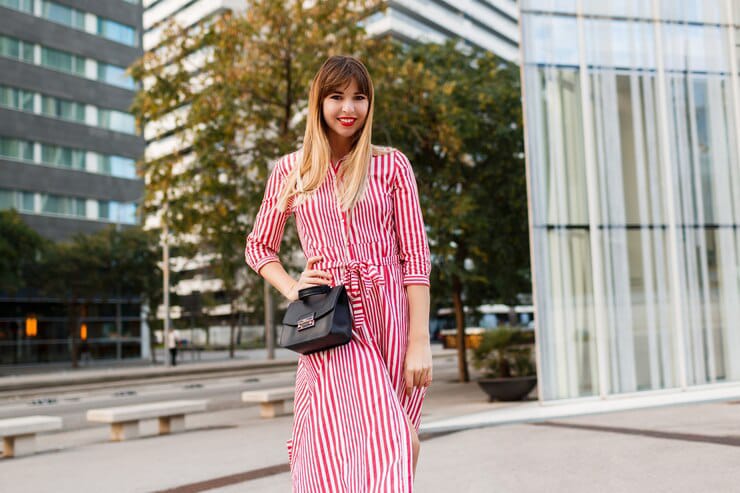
[0,415,62,458]
[241,387,294,418]
[86,400,208,441]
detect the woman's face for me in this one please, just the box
[321,78,369,143]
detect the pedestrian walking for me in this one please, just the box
[167,328,180,366]
[245,55,433,492]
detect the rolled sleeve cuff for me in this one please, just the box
[403,273,431,287]
[251,255,280,276]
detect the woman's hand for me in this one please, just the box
[404,333,433,397]
[286,255,333,301]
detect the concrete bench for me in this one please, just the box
[86,400,207,441]
[241,387,294,418]
[0,415,62,458]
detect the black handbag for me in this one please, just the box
[279,284,353,355]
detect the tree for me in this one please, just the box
[0,210,49,294]
[374,40,529,382]
[130,0,389,357]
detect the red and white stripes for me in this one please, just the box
[245,149,431,492]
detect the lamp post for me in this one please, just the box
[162,202,171,367]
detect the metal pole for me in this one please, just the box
[163,203,171,367]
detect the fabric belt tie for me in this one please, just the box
[342,260,384,299]
[314,255,400,300]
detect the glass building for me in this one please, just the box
[519,1,740,400]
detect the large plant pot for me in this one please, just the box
[477,375,537,402]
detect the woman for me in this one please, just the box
[245,55,432,492]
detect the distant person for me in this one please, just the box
[166,329,180,366]
[245,56,432,491]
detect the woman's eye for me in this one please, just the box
[331,95,342,100]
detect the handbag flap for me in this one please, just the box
[282,285,346,325]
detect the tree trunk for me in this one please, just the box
[228,297,236,358]
[452,274,469,382]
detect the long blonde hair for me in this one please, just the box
[276,55,392,214]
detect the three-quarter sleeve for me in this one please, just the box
[392,150,432,286]
[245,158,292,275]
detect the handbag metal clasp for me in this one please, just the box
[296,313,315,331]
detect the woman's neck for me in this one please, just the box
[328,133,352,162]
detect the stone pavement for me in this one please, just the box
[2,352,740,492]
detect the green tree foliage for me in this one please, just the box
[374,40,529,381]
[0,210,49,294]
[130,0,388,355]
[0,211,161,367]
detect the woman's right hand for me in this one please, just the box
[286,255,333,301]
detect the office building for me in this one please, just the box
[0,0,147,364]
[519,1,740,401]
[0,0,144,239]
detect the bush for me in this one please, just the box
[471,326,536,378]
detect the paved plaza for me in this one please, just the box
[2,352,740,492]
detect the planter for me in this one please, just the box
[477,375,537,402]
[439,328,485,350]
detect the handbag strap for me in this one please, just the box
[298,285,331,300]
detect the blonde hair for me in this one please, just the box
[276,55,392,214]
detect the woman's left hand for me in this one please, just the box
[404,333,433,397]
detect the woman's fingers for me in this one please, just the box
[303,269,332,280]
[306,255,323,269]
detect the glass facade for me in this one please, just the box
[0,34,136,88]
[0,35,33,62]
[40,0,85,30]
[520,0,740,400]
[0,188,138,224]
[0,137,138,178]
[0,84,137,135]
[97,18,137,47]
[1,0,138,47]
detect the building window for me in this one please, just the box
[0,0,33,13]
[99,155,136,178]
[0,35,33,63]
[0,137,33,161]
[41,47,86,76]
[40,1,86,30]
[40,143,85,170]
[97,18,137,47]
[41,95,86,123]
[0,86,34,112]
[41,193,86,217]
[97,63,135,90]
[98,200,137,224]
[0,189,35,213]
[98,109,136,134]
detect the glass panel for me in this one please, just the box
[40,144,85,169]
[42,96,85,122]
[21,191,34,212]
[667,68,740,384]
[41,47,85,76]
[98,200,109,220]
[581,1,652,19]
[98,109,136,134]
[0,190,14,209]
[535,229,597,399]
[526,66,588,226]
[97,63,135,90]
[0,86,33,111]
[522,14,579,67]
[41,1,85,30]
[97,18,137,47]
[0,35,19,59]
[0,0,33,13]
[584,19,656,71]
[0,137,33,161]
[103,155,136,178]
[41,194,62,214]
[661,22,730,74]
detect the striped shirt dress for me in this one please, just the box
[245,148,432,492]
